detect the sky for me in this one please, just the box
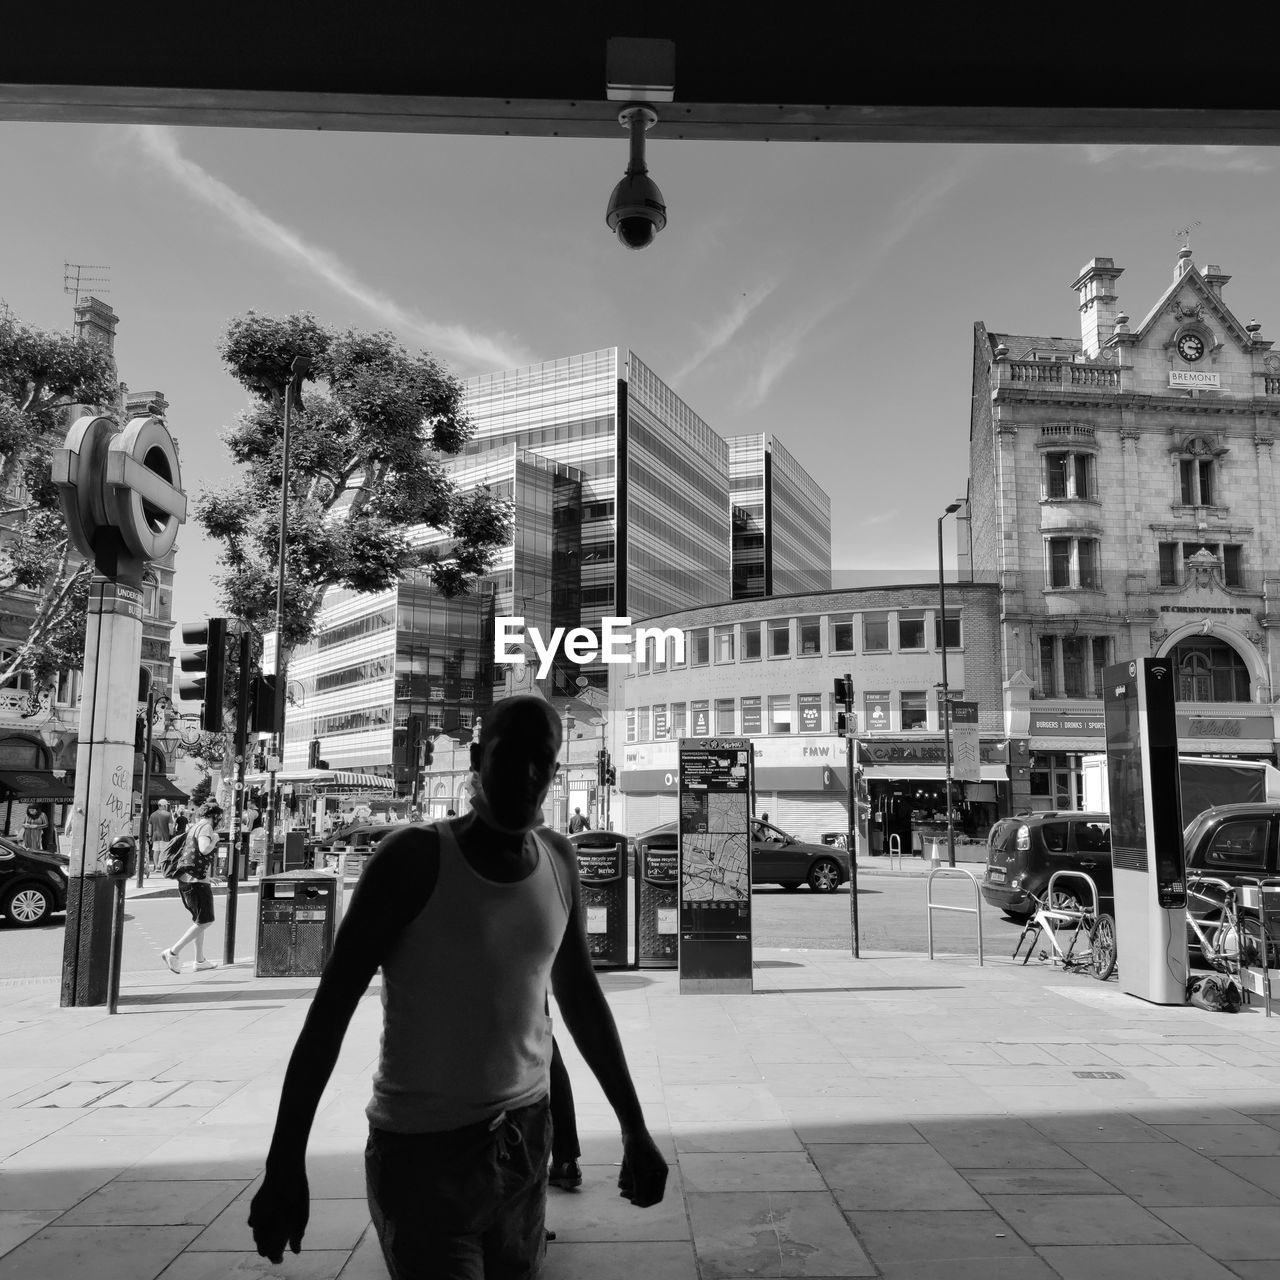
[4,123,1280,631]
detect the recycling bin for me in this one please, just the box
[635,828,679,968]
[569,831,631,968]
[255,870,338,977]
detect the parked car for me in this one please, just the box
[980,811,1113,921]
[633,819,849,892]
[1182,802,1280,882]
[0,835,69,927]
[316,820,418,873]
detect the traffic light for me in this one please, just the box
[178,617,228,732]
[308,738,329,770]
[421,733,435,770]
[596,749,608,786]
[833,676,853,707]
[604,762,617,787]
[249,673,280,736]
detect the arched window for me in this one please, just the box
[1172,637,1250,702]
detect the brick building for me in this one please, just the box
[968,247,1280,813]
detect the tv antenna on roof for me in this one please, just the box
[1172,221,1201,250]
[63,262,111,308]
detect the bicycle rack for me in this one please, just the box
[1011,870,1102,972]
[1236,879,1280,1016]
[887,832,903,871]
[925,866,984,966]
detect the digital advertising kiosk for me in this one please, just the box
[1102,657,1188,1004]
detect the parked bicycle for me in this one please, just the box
[1012,869,1116,981]
[1185,874,1266,976]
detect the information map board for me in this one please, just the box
[678,737,753,993]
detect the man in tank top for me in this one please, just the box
[249,695,667,1277]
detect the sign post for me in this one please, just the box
[52,415,186,1007]
[677,737,753,994]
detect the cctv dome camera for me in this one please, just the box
[606,105,666,251]
[606,170,667,250]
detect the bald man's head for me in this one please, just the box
[479,696,562,754]
[470,696,562,834]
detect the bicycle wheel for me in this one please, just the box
[1089,913,1117,981]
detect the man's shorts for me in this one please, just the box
[366,1096,551,1280]
[178,881,214,925]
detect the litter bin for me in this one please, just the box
[255,870,338,977]
[635,827,679,968]
[569,831,631,968]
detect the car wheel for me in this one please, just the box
[1089,913,1117,981]
[3,882,54,927]
[807,858,841,893]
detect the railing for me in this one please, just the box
[1266,377,1280,395]
[1039,423,1096,440]
[1006,362,1119,388]
[925,866,985,966]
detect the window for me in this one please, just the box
[1062,637,1086,698]
[798,616,821,654]
[1042,451,1095,500]
[831,614,854,652]
[715,698,735,734]
[54,668,80,707]
[1041,821,1069,853]
[691,629,710,666]
[863,612,889,652]
[1076,821,1111,853]
[671,703,687,737]
[768,695,792,734]
[637,707,650,741]
[741,623,762,660]
[900,691,928,731]
[1180,455,1216,506]
[1039,635,1057,696]
[768,619,791,658]
[1092,637,1110,694]
[651,634,666,672]
[626,709,636,743]
[898,611,926,650]
[1161,541,1244,588]
[934,614,962,649]
[691,700,710,735]
[1173,637,1251,702]
[671,634,685,669]
[1046,536,1100,589]
[1203,819,1270,872]
[714,625,735,663]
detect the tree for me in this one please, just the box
[0,308,118,688]
[198,313,510,650]
[189,773,212,808]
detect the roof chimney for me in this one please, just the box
[1071,257,1124,359]
[73,296,118,354]
[1202,264,1230,300]
[1175,245,1194,279]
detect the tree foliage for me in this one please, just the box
[199,313,511,650]
[0,309,118,686]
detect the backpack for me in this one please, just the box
[160,830,191,879]
[1188,974,1242,1014]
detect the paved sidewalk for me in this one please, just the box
[2,948,1280,1279]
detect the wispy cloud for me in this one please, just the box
[1083,144,1270,174]
[859,509,899,528]
[674,278,779,382]
[124,126,531,371]
[740,155,976,409]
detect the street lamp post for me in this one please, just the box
[938,501,963,869]
[562,705,574,832]
[266,355,311,865]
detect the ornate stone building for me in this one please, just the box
[969,247,1280,812]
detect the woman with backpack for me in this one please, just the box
[160,800,224,975]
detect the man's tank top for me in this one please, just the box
[366,821,571,1133]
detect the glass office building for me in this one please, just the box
[728,433,832,599]
[460,348,732,690]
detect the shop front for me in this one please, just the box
[857,738,1009,856]
[617,736,850,840]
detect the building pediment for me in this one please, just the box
[1126,260,1258,353]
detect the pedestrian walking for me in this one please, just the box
[21,805,47,851]
[148,800,174,873]
[249,695,667,1276]
[160,801,223,975]
[568,807,590,833]
[548,1036,583,1190]
[173,805,189,837]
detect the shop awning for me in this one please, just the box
[0,769,75,802]
[860,763,1009,783]
[140,775,189,802]
[243,768,395,793]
